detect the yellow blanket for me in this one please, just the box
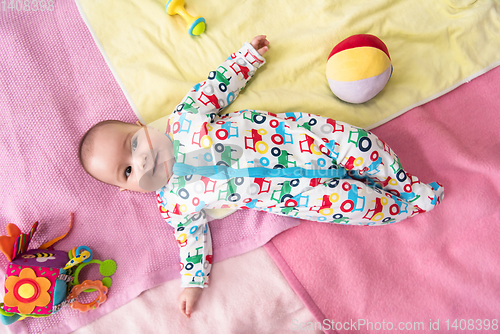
[75,0,500,130]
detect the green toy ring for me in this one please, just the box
[68,250,117,292]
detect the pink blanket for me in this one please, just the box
[0,3,298,333]
[266,66,500,333]
[2,1,499,333]
[73,248,322,334]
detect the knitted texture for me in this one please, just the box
[0,2,298,333]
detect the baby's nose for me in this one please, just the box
[137,153,150,171]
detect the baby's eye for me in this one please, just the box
[125,166,132,179]
[131,137,138,151]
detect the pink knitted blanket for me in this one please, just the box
[266,66,500,334]
[0,3,298,333]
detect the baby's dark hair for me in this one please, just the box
[78,119,128,185]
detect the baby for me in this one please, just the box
[78,35,444,318]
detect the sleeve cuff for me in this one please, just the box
[181,277,209,288]
[239,42,266,69]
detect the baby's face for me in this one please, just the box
[86,122,174,193]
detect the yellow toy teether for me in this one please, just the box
[64,246,92,270]
[165,0,206,36]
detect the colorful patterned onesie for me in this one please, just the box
[156,43,444,288]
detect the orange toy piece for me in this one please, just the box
[0,224,22,262]
[68,280,108,312]
[39,212,74,249]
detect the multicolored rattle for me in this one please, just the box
[63,246,92,270]
[165,0,206,36]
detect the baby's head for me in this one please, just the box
[79,120,174,193]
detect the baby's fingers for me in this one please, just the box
[179,297,190,318]
[185,297,196,317]
[251,34,266,44]
[251,35,270,55]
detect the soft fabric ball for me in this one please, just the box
[326,34,392,104]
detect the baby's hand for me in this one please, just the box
[178,287,203,318]
[250,35,270,56]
